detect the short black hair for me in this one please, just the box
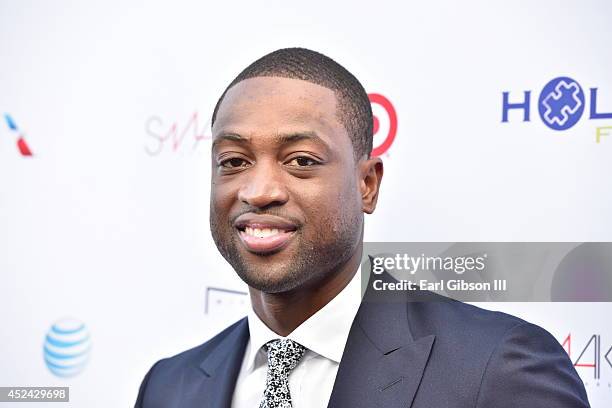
[211,47,373,159]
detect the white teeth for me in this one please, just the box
[244,227,281,238]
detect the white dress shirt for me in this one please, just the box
[231,267,363,408]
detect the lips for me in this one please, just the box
[234,214,298,254]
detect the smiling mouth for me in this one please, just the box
[236,225,297,254]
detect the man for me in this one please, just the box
[135,48,590,407]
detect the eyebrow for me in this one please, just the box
[275,131,330,149]
[211,133,250,151]
[212,130,331,151]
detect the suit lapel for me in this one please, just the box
[327,272,435,408]
[192,318,249,408]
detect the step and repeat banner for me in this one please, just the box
[1,0,611,406]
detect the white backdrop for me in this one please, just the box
[1,0,611,406]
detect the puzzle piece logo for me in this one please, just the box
[538,77,585,131]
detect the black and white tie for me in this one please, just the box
[259,339,306,408]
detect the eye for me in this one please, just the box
[286,156,321,167]
[220,157,250,169]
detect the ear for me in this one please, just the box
[359,156,384,214]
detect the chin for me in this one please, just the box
[239,265,306,294]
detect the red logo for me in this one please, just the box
[368,93,397,157]
[144,111,212,156]
[4,114,33,157]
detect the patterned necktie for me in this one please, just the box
[259,338,306,408]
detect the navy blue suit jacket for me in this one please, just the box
[135,272,590,407]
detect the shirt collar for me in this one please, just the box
[246,266,363,371]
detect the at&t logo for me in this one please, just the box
[43,318,92,378]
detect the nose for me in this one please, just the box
[237,160,289,208]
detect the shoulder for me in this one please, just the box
[150,317,247,376]
[472,313,589,406]
[134,317,248,407]
[414,298,569,368]
[135,317,247,406]
[406,294,549,373]
[409,295,574,361]
[406,297,588,406]
[406,293,528,342]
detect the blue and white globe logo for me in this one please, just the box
[538,76,585,131]
[43,318,91,378]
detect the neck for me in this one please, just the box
[248,241,363,337]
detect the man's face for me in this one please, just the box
[210,76,364,294]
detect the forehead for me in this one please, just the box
[212,76,349,147]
